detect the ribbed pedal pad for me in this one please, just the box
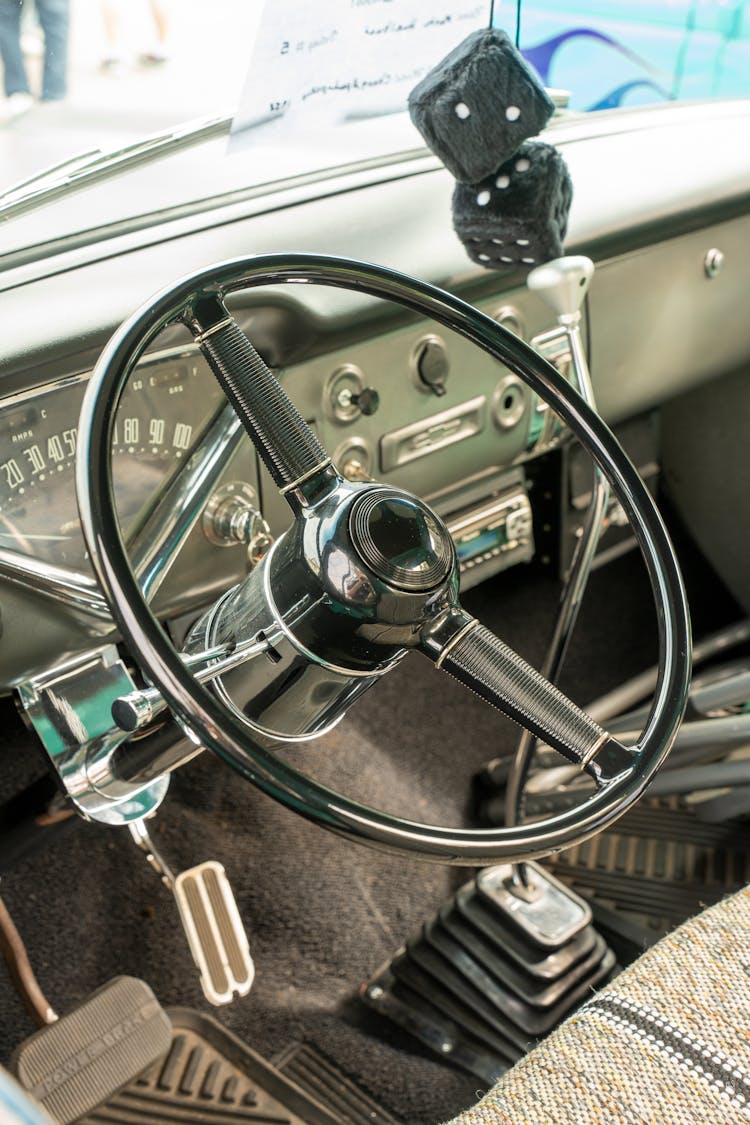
[362,863,615,1082]
[12,977,171,1124]
[174,861,255,1006]
[274,1042,403,1125]
[81,1009,347,1125]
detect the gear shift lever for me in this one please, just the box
[527,255,597,404]
[527,255,594,324]
[506,256,610,894]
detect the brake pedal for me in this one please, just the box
[12,976,171,1124]
[130,820,254,1006]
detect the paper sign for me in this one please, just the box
[231,0,488,146]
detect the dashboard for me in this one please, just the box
[1,100,750,697]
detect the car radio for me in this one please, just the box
[443,477,534,590]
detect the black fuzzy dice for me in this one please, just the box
[408,28,554,184]
[452,142,573,270]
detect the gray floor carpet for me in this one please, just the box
[0,541,737,1125]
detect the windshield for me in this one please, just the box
[0,0,748,240]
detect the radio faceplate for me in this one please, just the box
[432,470,534,591]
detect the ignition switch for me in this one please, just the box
[413,335,449,396]
[203,482,273,566]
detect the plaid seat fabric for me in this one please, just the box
[445,885,750,1124]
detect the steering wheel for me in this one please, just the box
[76,254,691,865]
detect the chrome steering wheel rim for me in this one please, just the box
[76,253,691,865]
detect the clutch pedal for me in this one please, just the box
[130,820,254,1006]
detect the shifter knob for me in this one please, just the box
[527,256,594,325]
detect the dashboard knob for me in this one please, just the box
[336,384,380,417]
[415,336,449,396]
[349,386,380,416]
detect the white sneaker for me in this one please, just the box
[2,92,34,123]
[100,56,124,74]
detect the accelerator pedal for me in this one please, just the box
[362,863,614,1083]
[12,977,171,1125]
[174,861,255,1005]
[130,820,254,1006]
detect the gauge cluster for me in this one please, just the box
[0,350,230,571]
[0,345,261,690]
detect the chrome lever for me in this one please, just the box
[506,256,610,890]
[111,633,276,732]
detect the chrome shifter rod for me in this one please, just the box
[506,256,610,891]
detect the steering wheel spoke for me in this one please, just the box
[185,296,338,507]
[422,610,635,787]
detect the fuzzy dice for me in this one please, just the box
[452,142,573,270]
[408,28,555,184]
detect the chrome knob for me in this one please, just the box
[527,256,594,326]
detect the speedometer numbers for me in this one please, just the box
[0,354,226,569]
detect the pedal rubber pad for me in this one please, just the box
[12,976,171,1124]
[173,860,254,1005]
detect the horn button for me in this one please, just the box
[348,489,454,592]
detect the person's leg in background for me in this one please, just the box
[34,0,68,101]
[0,0,31,98]
[99,0,121,70]
[140,0,169,65]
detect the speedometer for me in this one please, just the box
[0,349,227,570]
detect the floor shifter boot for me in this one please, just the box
[12,977,172,1124]
[363,861,614,1082]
